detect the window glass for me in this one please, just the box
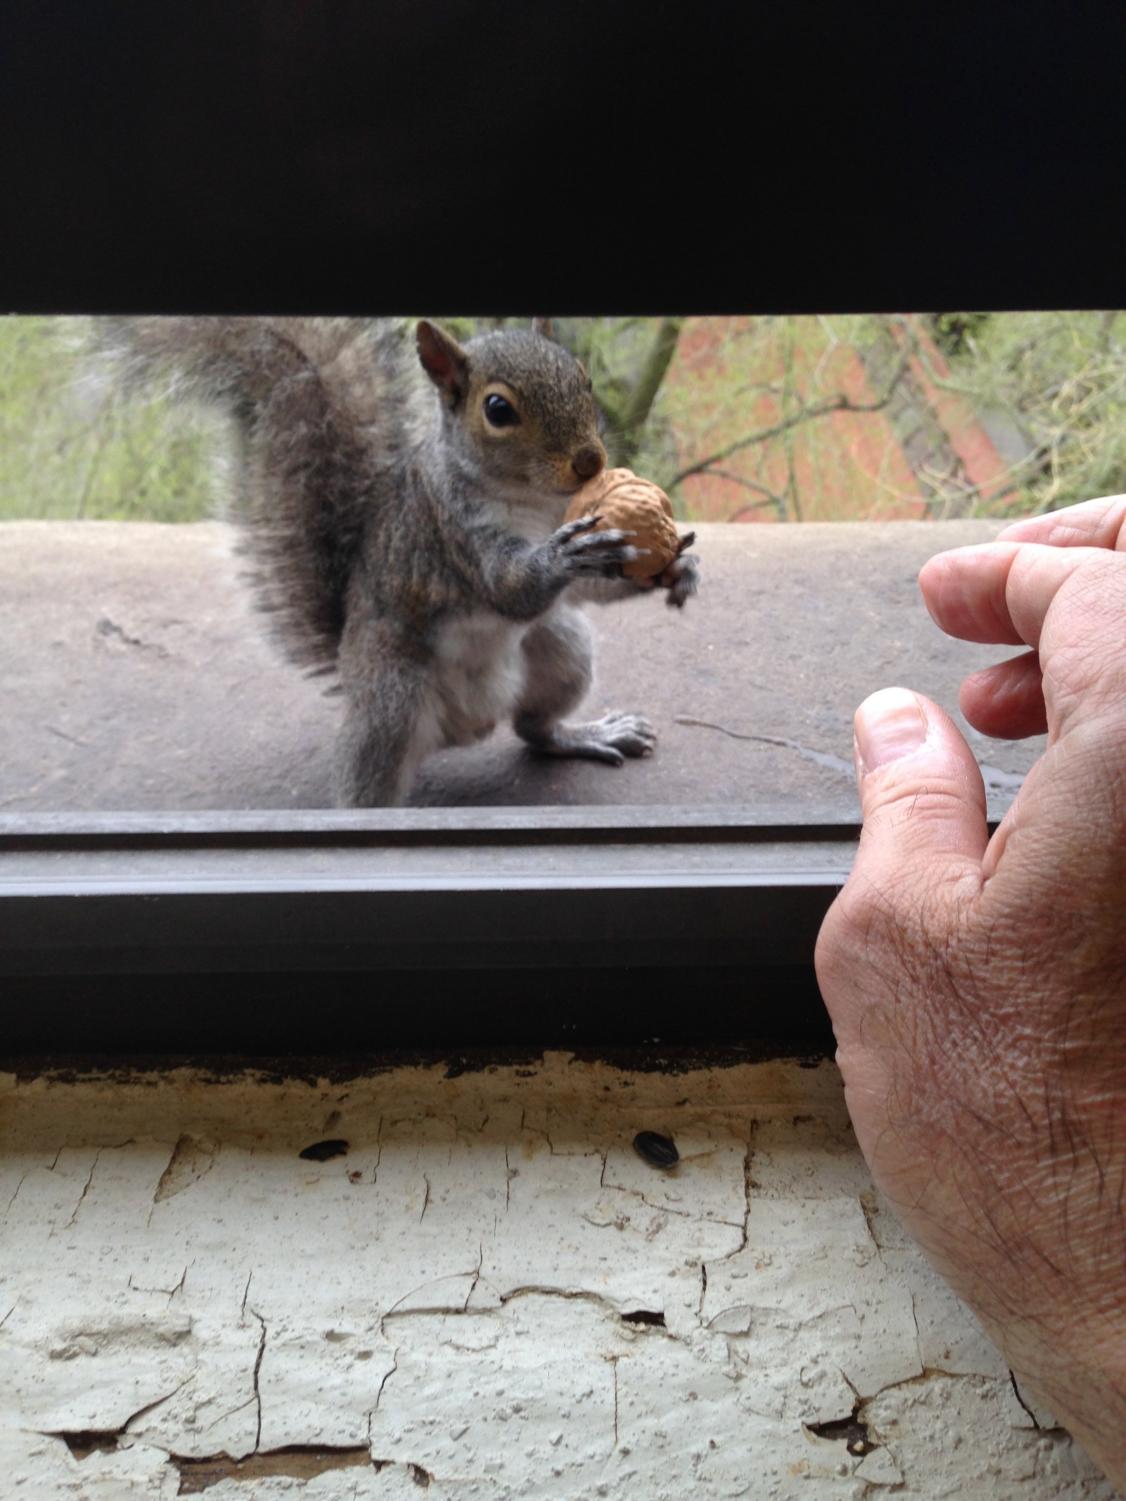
[3,313,1119,819]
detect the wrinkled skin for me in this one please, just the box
[815,496,1126,1488]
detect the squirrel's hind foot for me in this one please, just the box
[521,711,656,767]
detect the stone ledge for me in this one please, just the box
[1,520,1040,818]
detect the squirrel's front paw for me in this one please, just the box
[549,515,646,579]
[653,534,700,608]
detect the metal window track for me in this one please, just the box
[0,808,856,1055]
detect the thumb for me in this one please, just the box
[849,686,989,905]
[816,687,989,1042]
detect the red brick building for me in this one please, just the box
[662,315,1013,523]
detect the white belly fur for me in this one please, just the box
[424,612,529,749]
[416,495,566,752]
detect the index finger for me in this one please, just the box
[920,541,1126,653]
[996,494,1126,549]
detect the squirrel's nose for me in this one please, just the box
[571,444,605,481]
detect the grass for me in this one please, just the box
[0,316,219,522]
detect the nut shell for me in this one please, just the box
[563,468,680,579]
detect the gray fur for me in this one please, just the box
[514,608,657,766]
[94,317,697,806]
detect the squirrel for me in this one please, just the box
[94,317,700,806]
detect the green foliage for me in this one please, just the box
[931,310,1126,515]
[1,312,1123,526]
[0,316,219,522]
[930,312,992,359]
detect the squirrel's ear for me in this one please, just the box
[416,321,470,405]
[531,317,554,340]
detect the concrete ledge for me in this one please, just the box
[2,520,1040,819]
[1,1055,1109,1498]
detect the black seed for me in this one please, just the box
[299,1139,349,1162]
[633,1131,679,1169]
[807,1411,873,1454]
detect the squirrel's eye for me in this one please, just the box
[484,393,520,428]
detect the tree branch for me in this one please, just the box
[704,468,788,517]
[667,340,913,490]
[614,316,684,468]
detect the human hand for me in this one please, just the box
[815,496,1126,1487]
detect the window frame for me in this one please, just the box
[0,811,852,965]
[3,6,1112,1053]
[0,808,855,1051]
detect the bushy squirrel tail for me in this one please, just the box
[93,317,409,670]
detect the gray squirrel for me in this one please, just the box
[96,317,699,806]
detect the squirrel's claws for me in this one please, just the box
[658,551,700,607]
[554,522,641,578]
[555,515,602,542]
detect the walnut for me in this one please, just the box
[563,467,682,580]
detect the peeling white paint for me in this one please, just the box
[0,1057,1115,1498]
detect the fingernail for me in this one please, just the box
[854,687,929,773]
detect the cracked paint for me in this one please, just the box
[153,1134,218,1204]
[0,1056,1115,1499]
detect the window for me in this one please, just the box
[3,5,1123,1052]
[9,306,1108,1049]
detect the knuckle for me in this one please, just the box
[861,780,981,842]
[830,854,971,966]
